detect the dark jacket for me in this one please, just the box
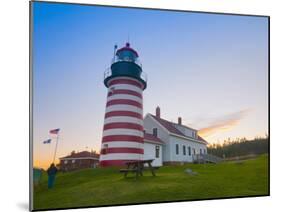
[47,165,58,176]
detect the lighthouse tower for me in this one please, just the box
[100,43,147,167]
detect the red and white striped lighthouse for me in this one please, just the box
[100,43,147,166]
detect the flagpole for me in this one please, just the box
[52,133,59,164]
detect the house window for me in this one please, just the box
[153,128,158,137]
[64,160,68,164]
[192,131,197,138]
[204,149,207,154]
[176,144,179,155]
[193,148,196,155]
[183,145,186,155]
[188,146,191,156]
[155,145,160,158]
[72,160,75,163]
[200,149,202,155]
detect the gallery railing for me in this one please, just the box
[104,67,147,83]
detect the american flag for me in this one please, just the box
[43,139,51,144]
[49,128,60,134]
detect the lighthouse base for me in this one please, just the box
[99,159,142,167]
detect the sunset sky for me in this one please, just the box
[32,2,268,169]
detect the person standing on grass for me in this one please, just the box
[47,163,58,189]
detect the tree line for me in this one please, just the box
[207,136,269,158]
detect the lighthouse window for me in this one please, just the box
[155,146,160,158]
[124,56,130,61]
[102,144,109,154]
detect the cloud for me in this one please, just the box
[198,109,251,137]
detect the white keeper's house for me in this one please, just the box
[143,106,208,166]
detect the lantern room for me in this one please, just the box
[104,42,147,89]
[116,42,139,63]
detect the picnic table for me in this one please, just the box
[120,159,157,178]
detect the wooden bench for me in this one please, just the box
[120,168,138,177]
[120,159,157,178]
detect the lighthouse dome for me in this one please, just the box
[116,42,139,62]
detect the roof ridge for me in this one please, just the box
[150,114,196,131]
[60,151,100,159]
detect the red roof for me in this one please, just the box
[60,151,99,159]
[150,114,185,136]
[150,114,208,144]
[144,132,164,145]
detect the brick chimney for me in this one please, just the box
[156,106,160,118]
[178,117,182,125]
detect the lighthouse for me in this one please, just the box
[100,43,147,167]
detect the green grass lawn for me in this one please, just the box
[33,154,269,210]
